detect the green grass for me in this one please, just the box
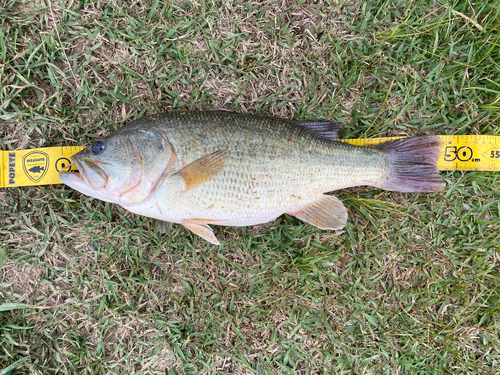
[1,0,500,373]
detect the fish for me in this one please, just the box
[29,166,45,173]
[59,110,445,245]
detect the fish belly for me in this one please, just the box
[126,142,386,227]
[121,111,388,225]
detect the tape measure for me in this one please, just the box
[1,135,499,188]
[343,135,500,172]
[1,146,84,188]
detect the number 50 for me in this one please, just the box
[444,146,473,162]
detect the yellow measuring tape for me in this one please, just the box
[1,135,499,188]
[1,146,84,188]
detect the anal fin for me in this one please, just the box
[289,194,347,230]
[182,221,220,245]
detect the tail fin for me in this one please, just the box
[376,136,445,192]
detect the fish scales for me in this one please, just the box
[59,111,444,244]
[138,111,385,225]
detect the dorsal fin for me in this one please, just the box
[294,120,342,140]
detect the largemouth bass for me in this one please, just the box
[59,111,444,244]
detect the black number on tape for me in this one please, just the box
[444,146,474,162]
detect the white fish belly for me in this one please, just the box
[124,140,386,227]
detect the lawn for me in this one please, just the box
[1,0,500,373]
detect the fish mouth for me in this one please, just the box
[59,156,109,191]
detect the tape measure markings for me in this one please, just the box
[1,136,499,188]
[1,146,84,187]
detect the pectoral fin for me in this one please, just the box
[175,150,228,192]
[182,221,220,245]
[289,194,347,230]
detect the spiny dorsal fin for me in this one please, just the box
[175,149,228,192]
[289,194,347,230]
[294,120,342,140]
[182,221,220,245]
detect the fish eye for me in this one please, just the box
[91,140,106,155]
